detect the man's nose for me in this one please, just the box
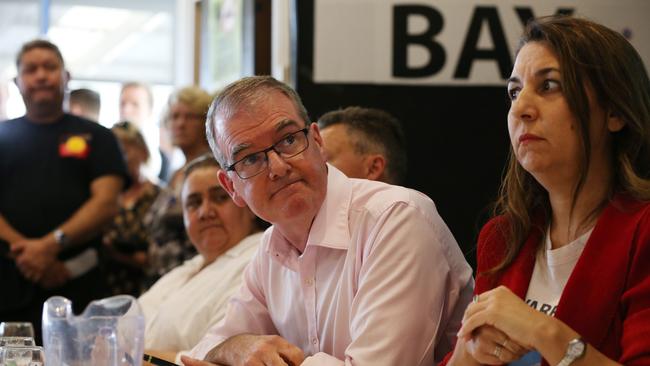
[267,150,291,180]
[34,66,48,81]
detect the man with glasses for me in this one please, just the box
[180,76,473,366]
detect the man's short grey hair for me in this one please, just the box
[205,76,310,167]
[318,106,408,185]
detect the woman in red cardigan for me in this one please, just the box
[443,15,650,366]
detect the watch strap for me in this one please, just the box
[53,228,67,248]
[557,338,586,366]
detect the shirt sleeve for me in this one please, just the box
[186,245,280,360]
[304,200,473,366]
[88,124,130,184]
[621,206,650,365]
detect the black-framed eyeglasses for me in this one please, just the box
[226,128,310,179]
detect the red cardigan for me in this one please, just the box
[440,196,650,366]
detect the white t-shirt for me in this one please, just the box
[524,227,593,315]
[512,227,592,366]
[138,232,262,353]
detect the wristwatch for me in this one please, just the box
[53,228,68,248]
[557,337,586,366]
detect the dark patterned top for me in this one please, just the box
[142,185,197,290]
[101,182,161,296]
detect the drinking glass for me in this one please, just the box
[0,337,36,347]
[0,322,35,338]
[0,345,45,366]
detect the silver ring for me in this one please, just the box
[493,345,503,359]
[472,294,479,303]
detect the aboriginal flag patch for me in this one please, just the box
[59,134,91,158]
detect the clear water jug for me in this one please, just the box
[42,295,144,366]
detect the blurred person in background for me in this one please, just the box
[102,121,161,296]
[0,39,128,342]
[140,154,264,365]
[143,86,213,287]
[120,81,169,183]
[318,106,407,185]
[120,82,153,129]
[68,88,100,122]
[0,77,8,121]
[164,86,214,188]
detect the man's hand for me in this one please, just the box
[203,334,305,366]
[38,260,70,289]
[10,236,58,282]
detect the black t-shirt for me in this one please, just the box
[0,114,128,309]
[0,114,129,314]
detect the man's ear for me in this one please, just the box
[365,154,386,182]
[218,169,247,207]
[63,70,71,88]
[607,111,625,132]
[310,123,326,161]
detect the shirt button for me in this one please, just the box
[305,278,314,286]
[311,338,318,345]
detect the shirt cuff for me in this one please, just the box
[301,352,345,366]
[186,335,227,361]
[175,350,188,365]
[63,248,98,278]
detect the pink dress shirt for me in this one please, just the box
[187,165,474,365]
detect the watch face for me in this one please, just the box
[568,339,586,358]
[54,229,66,245]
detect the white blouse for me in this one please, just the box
[138,232,262,353]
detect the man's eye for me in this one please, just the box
[241,153,261,166]
[280,134,297,147]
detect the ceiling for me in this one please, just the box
[0,0,175,84]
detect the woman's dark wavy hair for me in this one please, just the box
[488,15,650,274]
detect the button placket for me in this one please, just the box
[300,248,319,354]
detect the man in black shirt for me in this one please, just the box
[0,40,128,340]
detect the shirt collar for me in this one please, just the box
[266,163,352,265]
[223,232,263,258]
[305,163,352,250]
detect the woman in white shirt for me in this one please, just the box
[139,154,265,363]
